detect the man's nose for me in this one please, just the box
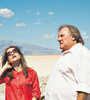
[57,36,61,42]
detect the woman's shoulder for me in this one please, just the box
[27,67,37,74]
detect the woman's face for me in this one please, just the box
[6,48,21,64]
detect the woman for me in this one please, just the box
[0,46,41,100]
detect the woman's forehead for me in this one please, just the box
[6,48,15,52]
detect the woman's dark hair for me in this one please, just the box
[1,45,28,80]
[59,25,84,45]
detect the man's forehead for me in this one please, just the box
[59,27,69,35]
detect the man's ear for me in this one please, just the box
[71,36,75,41]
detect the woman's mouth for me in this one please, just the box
[12,56,16,59]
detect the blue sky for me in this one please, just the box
[0,0,90,51]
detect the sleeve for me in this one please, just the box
[32,71,41,99]
[76,53,90,94]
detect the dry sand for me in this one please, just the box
[24,54,60,76]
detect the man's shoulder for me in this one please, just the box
[76,45,90,57]
[79,45,90,53]
[71,44,90,58]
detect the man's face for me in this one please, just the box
[57,27,75,51]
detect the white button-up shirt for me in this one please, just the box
[45,43,90,100]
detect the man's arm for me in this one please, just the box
[77,92,87,100]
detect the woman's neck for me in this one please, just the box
[12,62,22,72]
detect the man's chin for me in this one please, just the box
[60,46,63,49]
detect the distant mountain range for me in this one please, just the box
[0,40,60,55]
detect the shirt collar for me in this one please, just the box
[68,43,82,53]
[62,43,82,55]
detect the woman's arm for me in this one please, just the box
[0,62,12,77]
[32,71,41,99]
[0,65,7,77]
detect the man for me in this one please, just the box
[45,25,90,100]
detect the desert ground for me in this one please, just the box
[0,54,60,99]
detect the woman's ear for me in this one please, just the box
[7,59,10,63]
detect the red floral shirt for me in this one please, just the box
[0,68,41,100]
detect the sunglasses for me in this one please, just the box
[6,49,18,56]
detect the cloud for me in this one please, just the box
[27,10,31,14]
[0,24,2,27]
[34,19,41,24]
[0,8,14,18]
[43,34,54,39]
[16,23,26,27]
[17,31,22,34]
[48,12,54,15]
[36,11,40,15]
[16,18,19,21]
[82,32,90,39]
[34,21,41,24]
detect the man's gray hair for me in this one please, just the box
[59,25,84,45]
